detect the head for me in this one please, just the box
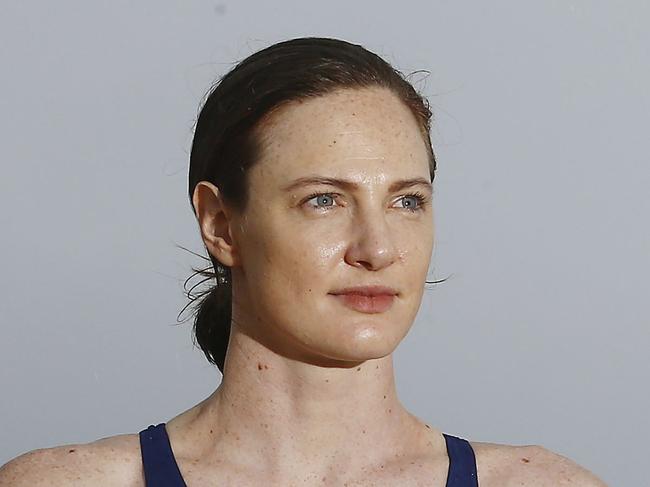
[185,37,442,374]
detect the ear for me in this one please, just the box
[192,181,240,267]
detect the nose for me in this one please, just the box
[344,208,399,271]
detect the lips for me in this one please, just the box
[331,293,395,313]
[329,286,397,313]
[329,285,398,297]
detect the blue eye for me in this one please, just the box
[397,192,429,212]
[305,193,336,209]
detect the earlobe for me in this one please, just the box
[192,181,239,268]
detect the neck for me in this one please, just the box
[167,328,444,477]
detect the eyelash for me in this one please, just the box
[302,191,430,213]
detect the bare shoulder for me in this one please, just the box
[0,432,144,487]
[470,440,608,487]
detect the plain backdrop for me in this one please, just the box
[1,2,648,485]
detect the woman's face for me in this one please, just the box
[229,86,434,365]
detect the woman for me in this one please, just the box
[0,37,606,487]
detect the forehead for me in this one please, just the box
[252,87,430,184]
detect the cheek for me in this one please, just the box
[242,224,339,307]
[396,222,433,262]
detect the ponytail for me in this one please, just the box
[179,251,232,374]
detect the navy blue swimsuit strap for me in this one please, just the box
[442,433,479,487]
[139,423,187,487]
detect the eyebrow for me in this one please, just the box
[282,175,433,193]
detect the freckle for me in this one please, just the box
[521,457,530,463]
[388,408,392,413]
[333,140,337,144]
[264,364,268,369]
[362,429,366,434]
[258,363,263,370]
[357,367,361,371]
[383,395,386,399]
[210,429,213,434]
[325,379,329,382]
[68,449,76,453]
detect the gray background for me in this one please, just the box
[1,1,648,485]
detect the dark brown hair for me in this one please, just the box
[179,37,445,374]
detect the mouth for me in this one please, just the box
[329,292,396,313]
[329,285,399,297]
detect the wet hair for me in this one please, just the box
[179,36,446,373]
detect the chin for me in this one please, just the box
[312,321,407,361]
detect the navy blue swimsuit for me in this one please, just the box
[139,423,478,486]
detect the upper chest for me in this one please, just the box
[90,434,524,487]
[168,452,452,487]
